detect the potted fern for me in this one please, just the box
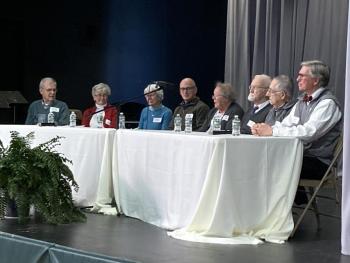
[0,131,86,224]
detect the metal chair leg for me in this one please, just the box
[308,187,320,229]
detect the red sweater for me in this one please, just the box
[82,105,118,128]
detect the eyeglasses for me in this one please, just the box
[180,86,195,91]
[249,85,268,91]
[212,94,225,100]
[145,93,157,97]
[94,93,108,97]
[297,73,312,79]
[267,88,283,95]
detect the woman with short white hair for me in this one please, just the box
[138,83,172,130]
[82,83,118,128]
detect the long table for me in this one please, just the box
[0,125,116,207]
[1,126,303,243]
[110,130,303,244]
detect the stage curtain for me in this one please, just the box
[341,2,350,256]
[225,0,348,111]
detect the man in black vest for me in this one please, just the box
[241,74,272,134]
[252,60,342,203]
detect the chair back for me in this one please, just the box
[69,109,83,125]
[290,133,343,238]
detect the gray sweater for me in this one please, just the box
[25,99,70,126]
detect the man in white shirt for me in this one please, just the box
[252,60,342,187]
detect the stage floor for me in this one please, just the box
[0,191,349,263]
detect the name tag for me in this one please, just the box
[105,119,111,126]
[222,115,229,121]
[153,117,162,123]
[247,120,256,128]
[50,107,59,113]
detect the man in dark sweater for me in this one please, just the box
[25,77,69,126]
[241,74,272,134]
[168,78,209,131]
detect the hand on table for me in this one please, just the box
[251,123,273,136]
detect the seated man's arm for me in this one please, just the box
[273,99,342,143]
[25,104,35,125]
[58,103,70,126]
[194,105,209,131]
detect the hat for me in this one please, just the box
[144,83,164,100]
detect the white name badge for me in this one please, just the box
[105,119,111,126]
[222,115,229,121]
[247,120,256,128]
[50,107,60,113]
[153,117,162,123]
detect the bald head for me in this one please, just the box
[179,77,198,102]
[180,78,196,89]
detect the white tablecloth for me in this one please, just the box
[113,130,303,243]
[0,125,116,207]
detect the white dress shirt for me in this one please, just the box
[272,88,342,144]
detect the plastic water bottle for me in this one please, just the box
[96,113,104,128]
[119,112,126,129]
[185,114,193,133]
[47,112,55,124]
[213,115,221,131]
[69,111,76,127]
[232,115,240,136]
[174,114,182,132]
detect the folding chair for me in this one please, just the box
[290,134,343,238]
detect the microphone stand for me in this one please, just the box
[90,80,176,117]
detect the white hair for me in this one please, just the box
[91,83,111,96]
[39,77,57,90]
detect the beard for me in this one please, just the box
[247,93,255,102]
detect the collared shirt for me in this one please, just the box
[272,88,342,143]
[254,101,270,113]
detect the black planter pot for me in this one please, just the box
[6,198,18,217]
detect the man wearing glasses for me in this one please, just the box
[198,82,244,132]
[252,61,342,203]
[25,77,70,126]
[240,74,272,134]
[264,75,296,126]
[168,78,209,131]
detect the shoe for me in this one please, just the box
[294,188,308,205]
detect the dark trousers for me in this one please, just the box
[300,156,328,180]
[295,157,328,205]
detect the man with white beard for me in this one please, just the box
[240,74,272,134]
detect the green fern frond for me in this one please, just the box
[0,131,86,224]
